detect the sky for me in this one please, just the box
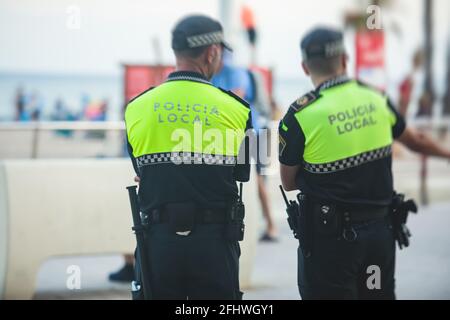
[0,0,449,94]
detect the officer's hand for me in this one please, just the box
[134,176,141,184]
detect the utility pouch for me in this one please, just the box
[390,192,418,249]
[313,203,340,236]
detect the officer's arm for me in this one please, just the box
[233,110,253,182]
[280,164,300,192]
[126,136,140,176]
[278,111,305,192]
[234,135,250,182]
[387,99,450,160]
[397,127,450,160]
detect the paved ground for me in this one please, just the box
[245,202,450,300]
[34,201,450,300]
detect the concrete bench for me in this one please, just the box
[0,159,258,299]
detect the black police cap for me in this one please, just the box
[300,27,345,60]
[172,15,232,51]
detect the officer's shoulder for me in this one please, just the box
[356,80,386,97]
[289,90,321,113]
[218,88,250,109]
[127,86,156,105]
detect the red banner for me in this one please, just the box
[123,64,273,104]
[123,65,174,103]
[355,30,386,89]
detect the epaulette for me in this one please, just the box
[128,86,155,104]
[218,88,250,109]
[289,91,321,113]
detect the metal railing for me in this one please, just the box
[0,121,125,131]
[0,121,126,159]
[0,118,449,159]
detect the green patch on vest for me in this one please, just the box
[290,91,321,113]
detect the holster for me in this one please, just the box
[390,193,418,249]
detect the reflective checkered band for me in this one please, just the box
[136,152,236,167]
[166,75,211,85]
[303,146,392,174]
[187,31,223,48]
[324,40,345,58]
[317,75,350,92]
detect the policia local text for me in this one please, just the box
[154,101,220,126]
[328,103,377,135]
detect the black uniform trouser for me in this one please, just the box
[136,223,242,300]
[298,215,396,300]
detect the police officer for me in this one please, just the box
[279,27,450,300]
[125,15,252,300]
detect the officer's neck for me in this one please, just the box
[175,60,212,80]
[312,72,347,89]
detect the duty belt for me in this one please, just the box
[341,206,389,223]
[314,204,390,223]
[313,203,390,242]
[149,207,229,224]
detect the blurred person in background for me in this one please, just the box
[394,49,425,158]
[15,87,33,121]
[398,49,425,117]
[212,52,278,242]
[29,92,44,121]
[84,98,108,139]
[241,5,258,64]
[270,97,283,122]
[51,98,76,137]
[14,87,26,121]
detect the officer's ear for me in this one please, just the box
[206,44,220,65]
[206,46,213,64]
[302,61,310,76]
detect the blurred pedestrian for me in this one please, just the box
[398,49,424,117]
[14,87,26,121]
[212,53,278,241]
[51,98,74,137]
[241,5,258,63]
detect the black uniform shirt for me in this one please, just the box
[127,71,252,213]
[279,78,406,207]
